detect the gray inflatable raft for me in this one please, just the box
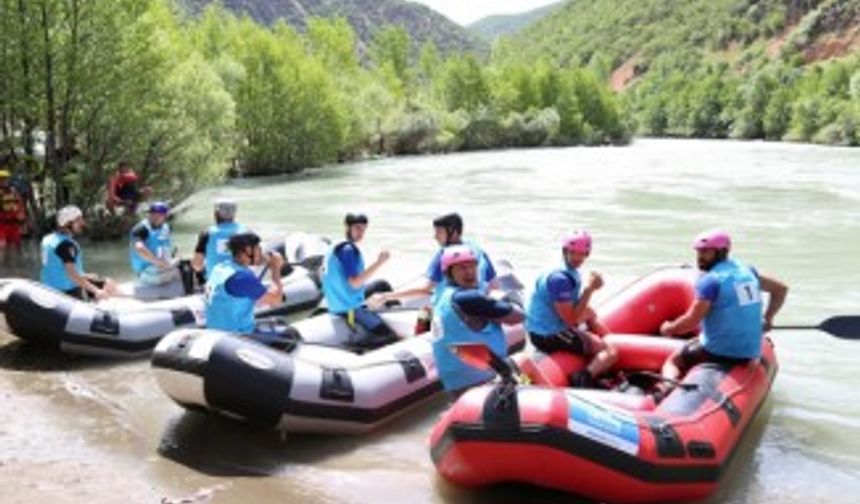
[152,312,525,434]
[0,261,322,357]
[151,263,527,433]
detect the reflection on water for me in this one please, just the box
[2,139,860,503]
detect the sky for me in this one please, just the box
[408,0,562,26]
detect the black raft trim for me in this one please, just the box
[646,417,685,458]
[284,381,443,424]
[62,331,160,353]
[482,384,520,430]
[150,332,210,376]
[320,367,355,402]
[394,350,427,384]
[203,336,295,428]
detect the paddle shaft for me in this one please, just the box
[773,315,859,339]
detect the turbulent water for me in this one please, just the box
[1,139,859,503]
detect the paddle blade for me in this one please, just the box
[450,342,494,371]
[819,316,860,340]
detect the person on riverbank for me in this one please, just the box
[204,232,286,344]
[657,229,788,398]
[433,245,524,397]
[40,205,119,300]
[129,201,179,286]
[192,198,245,281]
[322,212,396,350]
[526,230,617,388]
[368,212,499,309]
[106,161,150,215]
[0,168,26,249]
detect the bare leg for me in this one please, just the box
[583,331,617,377]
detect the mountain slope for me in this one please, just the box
[495,0,860,75]
[181,0,483,54]
[468,1,563,40]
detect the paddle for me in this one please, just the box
[450,342,519,385]
[774,316,860,340]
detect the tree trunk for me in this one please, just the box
[40,0,60,208]
[58,0,79,193]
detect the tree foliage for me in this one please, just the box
[0,0,632,231]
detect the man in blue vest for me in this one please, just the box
[40,205,118,300]
[526,230,617,388]
[659,229,788,389]
[322,212,397,350]
[205,232,285,339]
[192,198,244,281]
[433,244,524,397]
[129,201,177,285]
[369,212,498,308]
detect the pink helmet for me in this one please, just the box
[562,230,592,254]
[441,245,478,273]
[693,229,731,251]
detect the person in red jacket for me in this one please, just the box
[106,161,150,215]
[0,168,26,248]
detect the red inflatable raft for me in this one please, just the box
[430,267,778,503]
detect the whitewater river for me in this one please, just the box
[1,139,859,503]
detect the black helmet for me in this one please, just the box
[344,212,368,226]
[433,212,463,234]
[228,232,262,255]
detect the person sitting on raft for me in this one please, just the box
[526,230,617,388]
[40,205,119,300]
[369,212,499,310]
[129,201,179,286]
[656,229,788,398]
[192,198,244,282]
[433,245,524,398]
[322,212,398,350]
[204,232,286,345]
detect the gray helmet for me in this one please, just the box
[214,198,237,219]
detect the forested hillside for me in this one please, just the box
[468,2,562,40]
[181,0,482,54]
[495,0,860,144]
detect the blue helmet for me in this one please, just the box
[148,201,170,215]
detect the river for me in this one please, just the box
[1,138,859,503]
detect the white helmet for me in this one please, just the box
[57,205,83,227]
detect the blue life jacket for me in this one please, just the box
[205,261,257,333]
[701,259,763,359]
[205,222,244,277]
[129,219,172,274]
[322,241,366,315]
[432,286,507,392]
[40,231,83,292]
[526,266,581,336]
[430,240,493,309]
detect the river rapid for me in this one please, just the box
[1,138,859,503]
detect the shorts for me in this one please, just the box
[137,265,179,286]
[675,339,753,370]
[338,307,397,351]
[63,278,106,301]
[530,328,592,356]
